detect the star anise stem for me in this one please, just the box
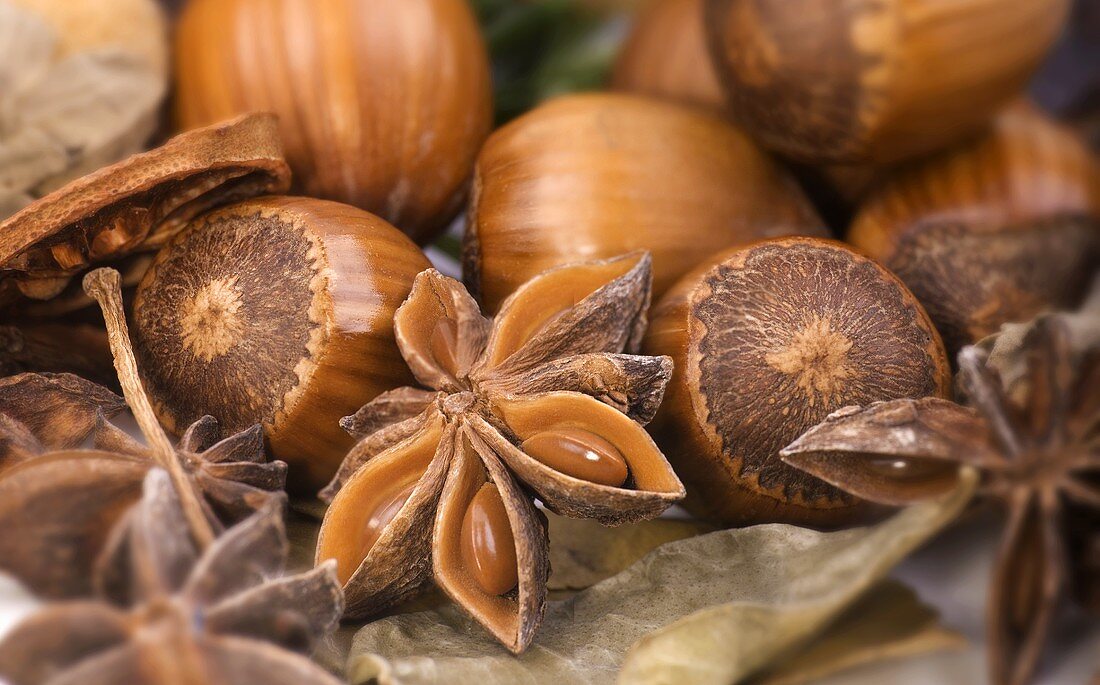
[84,267,216,549]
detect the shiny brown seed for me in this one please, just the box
[460,483,518,596]
[521,428,629,487]
[430,318,460,377]
[359,482,417,559]
[865,457,956,483]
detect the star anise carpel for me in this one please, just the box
[0,268,286,599]
[0,469,344,685]
[315,252,685,653]
[780,315,1100,685]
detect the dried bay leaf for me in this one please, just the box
[754,581,966,685]
[547,512,713,592]
[346,469,976,685]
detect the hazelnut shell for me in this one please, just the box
[643,236,951,526]
[848,104,1100,356]
[130,196,431,491]
[464,93,826,312]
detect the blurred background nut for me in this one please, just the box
[705,0,1071,164]
[848,104,1100,357]
[175,0,493,245]
[611,0,726,112]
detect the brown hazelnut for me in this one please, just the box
[643,236,951,526]
[130,196,431,491]
[705,0,1070,164]
[174,0,493,244]
[464,93,827,312]
[611,0,727,112]
[848,104,1100,357]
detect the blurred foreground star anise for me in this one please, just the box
[781,315,1099,685]
[0,469,344,685]
[0,269,286,598]
[315,253,685,653]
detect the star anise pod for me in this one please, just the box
[315,252,685,653]
[0,468,344,685]
[779,316,1099,685]
[0,371,126,473]
[0,269,286,598]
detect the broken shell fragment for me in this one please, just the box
[0,113,290,309]
[131,196,431,490]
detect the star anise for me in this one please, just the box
[0,269,286,598]
[0,371,126,473]
[0,468,344,685]
[779,316,1100,685]
[315,252,685,653]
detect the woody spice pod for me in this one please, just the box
[848,105,1100,357]
[705,0,1069,164]
[316,253,684,653]
[175,0,492,244]
[612,0,726,112]
[0,112,289,308]
[0,268,287,598]
[780,316,1100,685]
[131,196,431,490]
[464,93,826,312]
[0,469,345,685]
[643,237,951,526]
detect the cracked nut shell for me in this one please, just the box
[130,196,431,491]
[0,113,289,307]
[643,237,951,526]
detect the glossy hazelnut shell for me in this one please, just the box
[175,0,493,244]
[705,0,1070,164]
[464,93,826,312]
[131,196,431,491]
[643,237,951,527]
